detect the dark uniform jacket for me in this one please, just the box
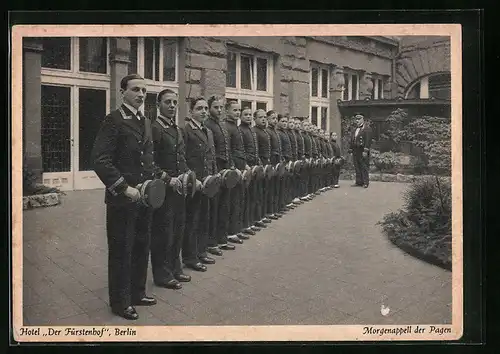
[239,122,260,166]
[92,105,165,205]
[331,141,341,158]
[303,132,312,158]
[295,130,305,160]
[225,119,247,170]
[183,119,217,179]
[350,124,373,152]
[311,135,319,158]
[254,125,271,166]
[277,128,292,162]
[267,125,282,165]
[324,139,333,158]
[286,130,298,161]
[204,115,233,170]
[152,115,189,177]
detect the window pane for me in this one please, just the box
[41,38,71,70]
[241,100,252,111]
[154,39,160,81]
[378,79,384,99]
[241,55,253,90]
[79,88,106,171]
[257,58,267,91]
[343,73,349,101]
[371,78,376,99]
[321,69,328,98]
[163,38,176,82]
[256,102,267,111]
[41,85,71,172]
[79,37,107,74]
[311,107,318,127]
[144,38,154,80]
[311,68,318,97]
[352,74,358,100]
[407,82,420,99]
[144,93,158,121]
[321,107,328,131]
[226,52,237,88]
[128,38,138,74]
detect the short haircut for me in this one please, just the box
[266,110,276,117]
[241,106,252,112]
[253,109,266,118]
[225,100,239,110]
[208,95,224,109]
[277,114,283,119]
[120,74,145,91]
[278,115,288,121]
[189,96,207,111]
[157,89,178,103]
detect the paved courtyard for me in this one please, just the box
[21,181,452,326]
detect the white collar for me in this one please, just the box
[122,102,139,117]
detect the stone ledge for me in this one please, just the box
[23,193,61,210]
[340,172,451,184]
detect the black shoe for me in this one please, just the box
[132,296,157,306]
[262,218,272,223]
[185,262,207,272]
[250,225,262,231]
[363,184,369,188]
[268,214,279,220]
[255,221,267,228]
[200,256,216,264]
[175,273,192,282]
[112,306,139,320]
[243,228,256,235]
[207,246,223,256]
[352,183,363,187]
[238,233,250,240]
[155,279,182,290]
[219,243,236,250]
[228,236,244,244]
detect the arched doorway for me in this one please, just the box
[405,72,451,100]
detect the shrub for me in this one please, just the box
[378,176,452,270]
[23,161,63,196]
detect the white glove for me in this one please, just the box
[124,186,140,201]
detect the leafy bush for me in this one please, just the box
[378,176,452,270]
[23,161,63,196]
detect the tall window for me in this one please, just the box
[310,63,330,131]
[226,49,274,112]
[371,77,384,100]
[342,72,359,101]
[128,37,178,83]
[41,37,71,70]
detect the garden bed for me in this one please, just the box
[23,192,62,210]
[340,171,451,184]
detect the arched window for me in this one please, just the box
[405,72,451,99]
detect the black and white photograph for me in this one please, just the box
[12,24,462,342]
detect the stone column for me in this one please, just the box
[23,38,44,182]
[329,68,345,150]
[109,38,131,111]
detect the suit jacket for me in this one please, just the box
[266,125,282,165]
[295,130,305,160]
[239,122,260,166]
[204,115,233,170]
[286,130,298,161]
[254,125,271,165]
[92,105,164,205]
[350,124,373,152]
[183,119,217,179]
[303,132,312,158]
[152,116,189,177]
[277,128,292,162]
[225,119,247,170]
[311,134,319,158]
[331,141,341,158]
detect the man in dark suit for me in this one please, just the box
[204,96,237,254]
[330,132,342,188]
[277,115,294,210]
[182,96,218,273]
[150,89,192,290]
[266,110,284,217]
[224,100,249,243]
[92,74,160,320]
[348,113,372,188]
[254,109,277,222]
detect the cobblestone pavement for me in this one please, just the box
[21,181,452,326]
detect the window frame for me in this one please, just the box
[225,48,274,112]
[310,63,330,131]
[341,71,360,101]
[371,77,384,100]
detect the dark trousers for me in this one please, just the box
[353,149,370,186]
[182,191,210,265]
[151,190,186,283]
[278,175,286,210]
[251,178,264,222]
[332,165,340,185]
[266,177,275,215]
[106,202,151,311]
[207,194,220,247]
[275,176,283,211]
[228,183,243,235]
[212,186,230,245]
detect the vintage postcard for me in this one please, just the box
[11,24,462,342]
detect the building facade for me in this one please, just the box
[22,35,412,191]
